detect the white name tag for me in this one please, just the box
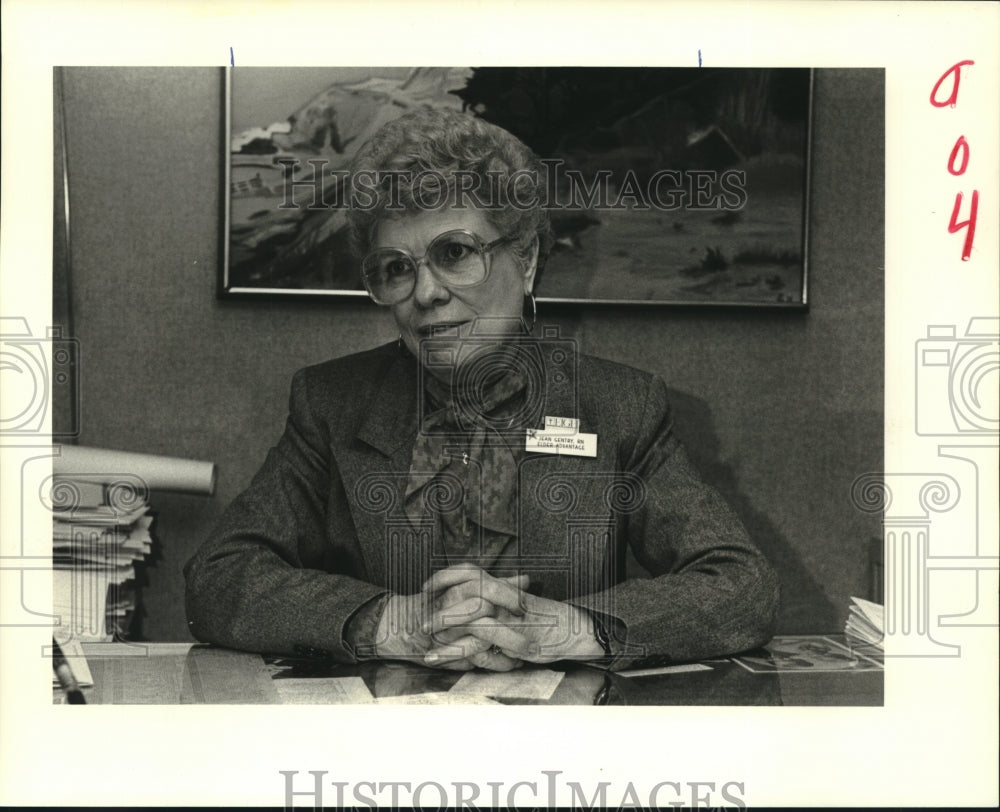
[526,427,597,457]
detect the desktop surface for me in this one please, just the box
[57,635,883,706]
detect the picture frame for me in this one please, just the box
[220,67,812,307]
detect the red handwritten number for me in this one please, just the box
[931,61,980,261]
[930,60,975,107]
[947,136,969,176]
[947,190,979,261]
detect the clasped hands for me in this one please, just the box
[374,564,604,671]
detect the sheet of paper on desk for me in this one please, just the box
[374,692,502,705]
[449,669,565,700]
[618,663,713,678]
[273,676,374,704]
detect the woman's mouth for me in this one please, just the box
[416,321,468,338]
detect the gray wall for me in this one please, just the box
[61,67,884,642]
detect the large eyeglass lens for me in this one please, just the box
[364,251,415,302]
[425,232,486,285]
[363,231,489,304]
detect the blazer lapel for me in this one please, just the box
[338,352,423,589]
[355,350,419,461]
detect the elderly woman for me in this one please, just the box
[184,108,779,672]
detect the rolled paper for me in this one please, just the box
[53,445,217,495]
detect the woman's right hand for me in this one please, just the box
[374,575,528,671]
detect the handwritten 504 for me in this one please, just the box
[930,60,979,262]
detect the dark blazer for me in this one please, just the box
[184,340,779,668]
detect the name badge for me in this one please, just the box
[526,418,597,457]
[543,415,580,434]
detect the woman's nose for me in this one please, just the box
[411,259,449,308]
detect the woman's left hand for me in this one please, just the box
[420,565,605,665]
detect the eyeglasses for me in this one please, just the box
[361,229,516,306]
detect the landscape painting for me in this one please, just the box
[221,67,812,307]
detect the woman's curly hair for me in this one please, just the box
[346,107,553,284]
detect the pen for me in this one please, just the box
[52,637,87,704]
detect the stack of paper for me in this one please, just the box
[845,596,884,651]
[51,476,154,642]
[50,446,217,645]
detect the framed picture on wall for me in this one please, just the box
[220,67,812,307]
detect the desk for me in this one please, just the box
[56,636,882,706]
